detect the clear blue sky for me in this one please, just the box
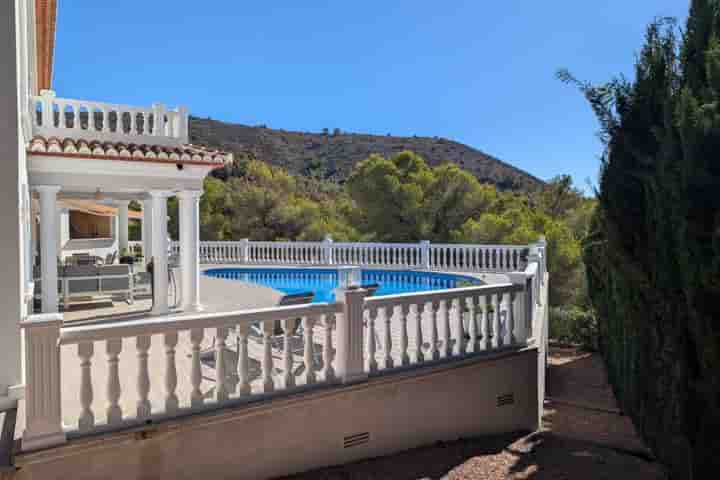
[53,1,689,190]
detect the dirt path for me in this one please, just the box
[283,346,666,479]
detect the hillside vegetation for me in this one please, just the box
[189,117,543,191]
[168,152,594,341]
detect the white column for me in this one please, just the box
[142,199,153,264]
[57,208,69,253]
[37,186,61,313]
[117,200,129,254]
[178,190,203,311]
[149,191,170,315]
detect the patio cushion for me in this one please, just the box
[63,265,99,293]
[98,265,131,291]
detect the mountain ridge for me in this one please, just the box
[189,116,544,191]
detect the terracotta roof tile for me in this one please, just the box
[28,136,232,166]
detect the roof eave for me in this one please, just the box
[35,0,58,93]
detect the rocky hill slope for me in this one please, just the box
[189,117,543,191]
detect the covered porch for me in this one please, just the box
[28,136,230,318]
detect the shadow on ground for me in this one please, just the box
[281,347,667,480]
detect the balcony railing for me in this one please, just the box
[19,239,547,451]
[170,239,533,273]
[30,90,188,147]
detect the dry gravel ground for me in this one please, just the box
[281,346,667,480]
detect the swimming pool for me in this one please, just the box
[204,268,482,303]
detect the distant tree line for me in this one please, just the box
[167,150,595,339]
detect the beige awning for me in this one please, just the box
[57,199,142,219]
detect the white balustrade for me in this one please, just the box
[361,282,526,374]
[31,89,188,146]
[19,246,544,446]
[180,239,533,273]
[48,302,341,436]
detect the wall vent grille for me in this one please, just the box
[343,432,370,448]
[497,393,515,407]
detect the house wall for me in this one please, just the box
[0,0,34,399]
[68,211,113,239]
[58,212,119,260]
[13,349,539,480]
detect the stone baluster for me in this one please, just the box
[136,335,152,418]
[440,300,451,358]
[282,319,295,388]
[176,105,189,142]
[113,110,121,133]
[382,307,394,369]
[78,342,94,431]
[190,329,204,407]
[428,301,440,361]
[507,291,517,346]
[215,327,229,402]
[164,332,179,413]
[39,89,55,127]
[303,316,317,384]
[454,298,465,355]
[106,338,123,424]
[235,323,251,396]
[465,296,477,354]
[480,295,489,350]
[100,107,108,132]
[261,320,275,393]
[366,307,378,372]
[399,304,410,366]
[71,103,80,130]
[413,303,425,363]
[493,293,502,349]
[322,313,336,381]
[86,104,94,131]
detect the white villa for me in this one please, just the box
[0,1,549,479]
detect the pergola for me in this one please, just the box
[27,135,230,316]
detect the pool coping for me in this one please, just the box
[200,264,513,290]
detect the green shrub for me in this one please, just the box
[549,305,597,349]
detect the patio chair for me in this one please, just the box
[97,264,134,304]
[104,251,117,265]
[361,283,380,297]
[61,264,100,306]
[61,264,133,307]
[249,292,315,338]
[68,253,102,266]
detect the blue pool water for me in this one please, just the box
[204,268,481,303]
